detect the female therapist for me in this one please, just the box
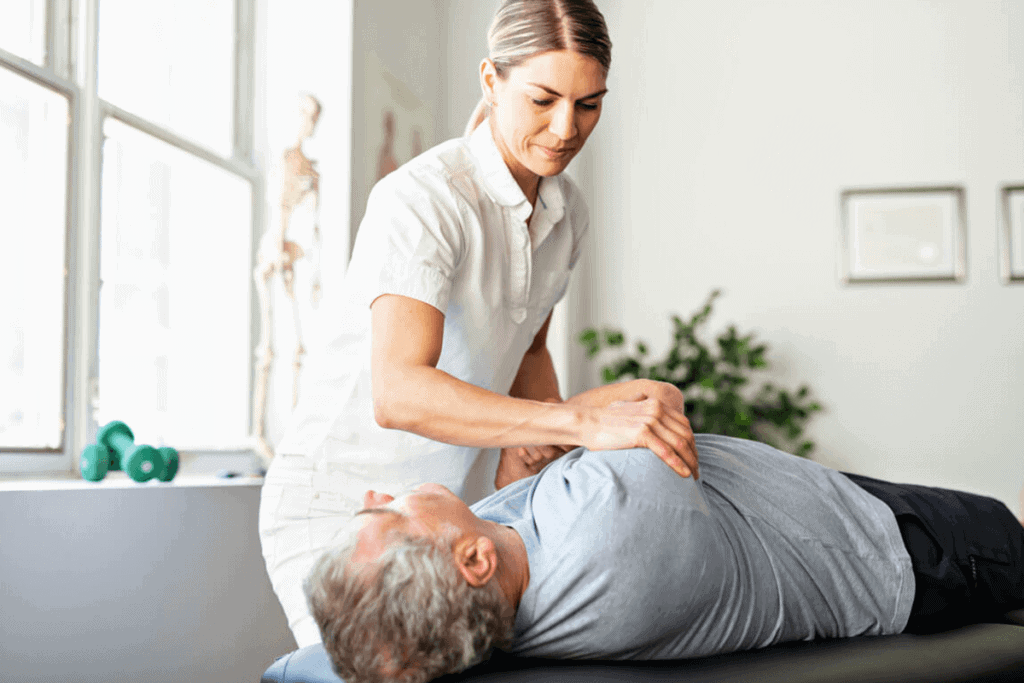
[259,0,698,648]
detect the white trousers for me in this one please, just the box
[258,453,364,648]
[258,448,498,647]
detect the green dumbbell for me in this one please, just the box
[97,421,165,482]
[157,446,179,482]
[80,443,115,481]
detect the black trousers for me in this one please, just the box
[841,472,1024,634]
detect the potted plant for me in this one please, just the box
[579,290,823,457]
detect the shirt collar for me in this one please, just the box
[536,175,565,225]
[530,175,566,247]
[469,118,528,208]
[469,119,567,230]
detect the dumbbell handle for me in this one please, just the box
[98,423,162,482]
[105,429,136,457]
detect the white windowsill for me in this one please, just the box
[0,451,266,491]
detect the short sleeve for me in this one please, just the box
[345,167,465,313]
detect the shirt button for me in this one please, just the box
[511,308,527,324]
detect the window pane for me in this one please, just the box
[99,119,252,450]
[0,0,46,65]
[0,66,69,449]
[97,0,235,156]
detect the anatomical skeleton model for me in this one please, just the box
[252,94,323,463]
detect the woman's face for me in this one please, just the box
[482,49,607,198]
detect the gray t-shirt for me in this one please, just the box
[470,434,915,660]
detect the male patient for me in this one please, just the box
[304,391,1024,683]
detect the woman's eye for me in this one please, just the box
[532,99,553,106]
[578,103,598,111]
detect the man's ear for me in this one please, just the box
[453,535,498,588]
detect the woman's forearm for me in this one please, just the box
[565,379,684,411]
[374,363,584,448]
[377,366,698,479]
[369,297,695,475]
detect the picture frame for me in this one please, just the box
[839,186,966,284]
[1000,185,1024,283]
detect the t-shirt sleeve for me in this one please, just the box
[346,167,465,314]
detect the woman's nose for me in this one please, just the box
[549,102,577,141]
[363,490,395,508]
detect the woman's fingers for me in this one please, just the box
[645,437,692,478]
[520,445,564,467]
[650,406,697,472]
[502,445,566,471]
[496,444,569,489]
[647,413,699,478]
[590,397,699,479]
[639,399,697,474]
[495,450,536,489]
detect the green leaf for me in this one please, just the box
[581,289,822,459]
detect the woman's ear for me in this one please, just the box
[454,534,498,588]
[479,58,498,106]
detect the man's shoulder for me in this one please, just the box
[472,476,534,523]
[534,447,706,517]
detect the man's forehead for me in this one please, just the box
[350,508,408,563]
[352,507,408,540]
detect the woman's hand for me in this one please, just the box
[571,380,698,480]
[494,444,572,489]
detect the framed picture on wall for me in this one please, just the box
[1000,185,1024,283]
[839,186,966,283]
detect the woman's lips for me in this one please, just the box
[538,145,573,159]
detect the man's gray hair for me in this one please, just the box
[304,529,515,683]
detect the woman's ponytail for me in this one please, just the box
[464,97,489,137]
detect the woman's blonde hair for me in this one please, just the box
[465,0,612,136]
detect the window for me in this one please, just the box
[1,0,260,472]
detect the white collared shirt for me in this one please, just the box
[275,120,588,502]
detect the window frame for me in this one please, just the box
[0,0,263,474]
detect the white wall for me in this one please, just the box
[350,0,446,249]
[439,0,1024,516]
[439,0,495,140]
[568,0,1024,514]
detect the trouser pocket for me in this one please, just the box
[966,552,1024,618]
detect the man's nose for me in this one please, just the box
[363,490,395,508]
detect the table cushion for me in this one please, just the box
[262,621,1024,683]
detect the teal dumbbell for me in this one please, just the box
[80,442,116,481]
[99,421,165,482]
[157,446,179,482]
[79,421,179,483]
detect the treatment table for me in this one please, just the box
[263,610,1024,683]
